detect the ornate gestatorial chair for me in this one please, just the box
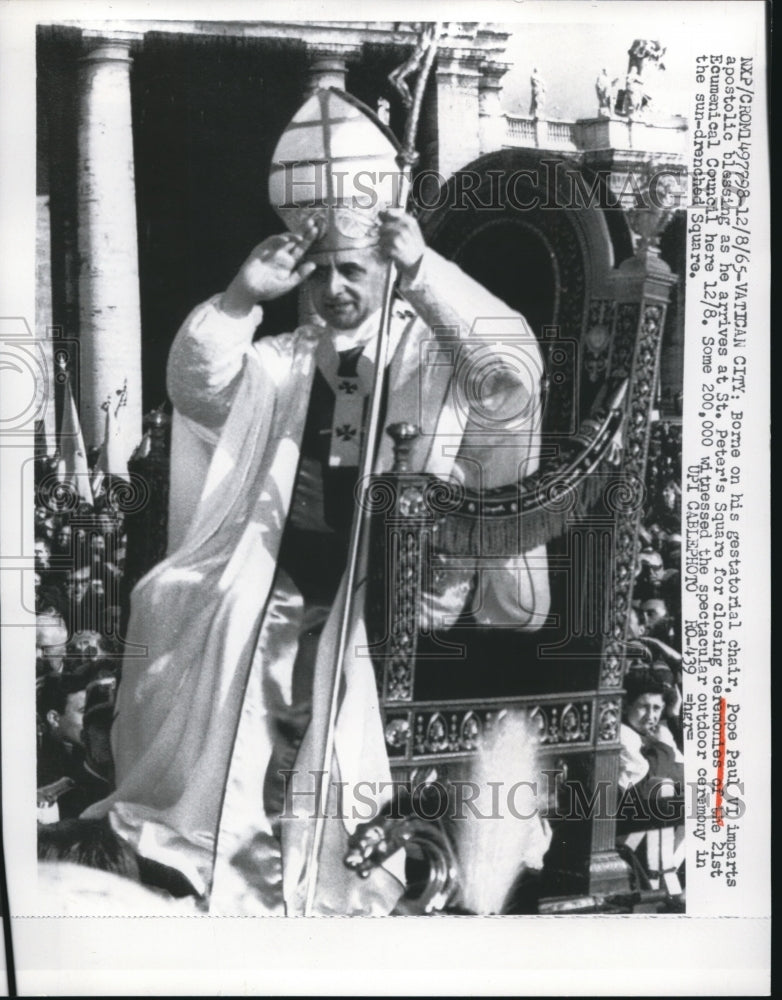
[125,150,680,912]
[356,150,680,910]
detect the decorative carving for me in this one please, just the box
[459,711,482,750]
[345,810,461,914]
[384,716,411,754]
[560,703,583,741]
[610,302,640,381]
[600,652,624,687]
[597,698,620,742]
[580,300,617,420]
[584,324,611,383]
[599,298,668,689]
[645,420,683,511]
[399,486,426,518]
[408,701,592,757]
[425,712,450,753]
[625,167,682,253]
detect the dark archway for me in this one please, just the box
[420,148,632,439]
[411,150,634,700]
[453,221,557,338]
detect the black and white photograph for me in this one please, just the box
[0,1,769,994]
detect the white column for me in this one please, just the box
[35,194,56,454]
[76,33,142,461]
[435,53,482,178]
[478,63,509,155]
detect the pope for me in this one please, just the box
[85,89,550,915]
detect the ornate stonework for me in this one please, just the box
[382,699,594,760]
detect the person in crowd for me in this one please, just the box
[36,606,70,675]
[80,699,114,794]
[656,477,681,532]
[37,669,89,820]
[65,564,92,607]
[38,817,140,881]
[647,659,683,752]
[618,668,684,823]
[662,530,681,564]
[639,596,676,644]
[67,629,109,662]
[37,664,120,819]
[34,536,52,571]
[634,547,666,600]
[52,521,73,558]
[34,506,57,543]
[36,581,68,619]
[66,563,104,633]
[38,816,202,904]
[627,605,645,640]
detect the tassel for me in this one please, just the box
[430,395,628,557]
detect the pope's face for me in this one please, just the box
[625,692,665,738]
[306,250,387,331]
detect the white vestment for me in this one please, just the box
[84,249,551,914]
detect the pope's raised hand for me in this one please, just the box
[220,220,319,317]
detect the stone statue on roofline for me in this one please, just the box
[619,40,666,119]
[529,67,546,118]
[595,67,619,117]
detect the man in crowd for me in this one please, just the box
[37,670,88,821]
[35,605,70,676]
[85,90,550,915]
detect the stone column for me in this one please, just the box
[35,195,56,454]
[478,62,509,154]
[434,52,482,178]
[76,33,143,462]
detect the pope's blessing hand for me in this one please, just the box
[220,220,319,317]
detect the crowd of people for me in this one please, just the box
[33,427,686,894]
[619,422,684,826]
[34,455,125,826]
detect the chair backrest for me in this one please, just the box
[368,150,680,904]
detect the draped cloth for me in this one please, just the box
[83,249,551,914]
